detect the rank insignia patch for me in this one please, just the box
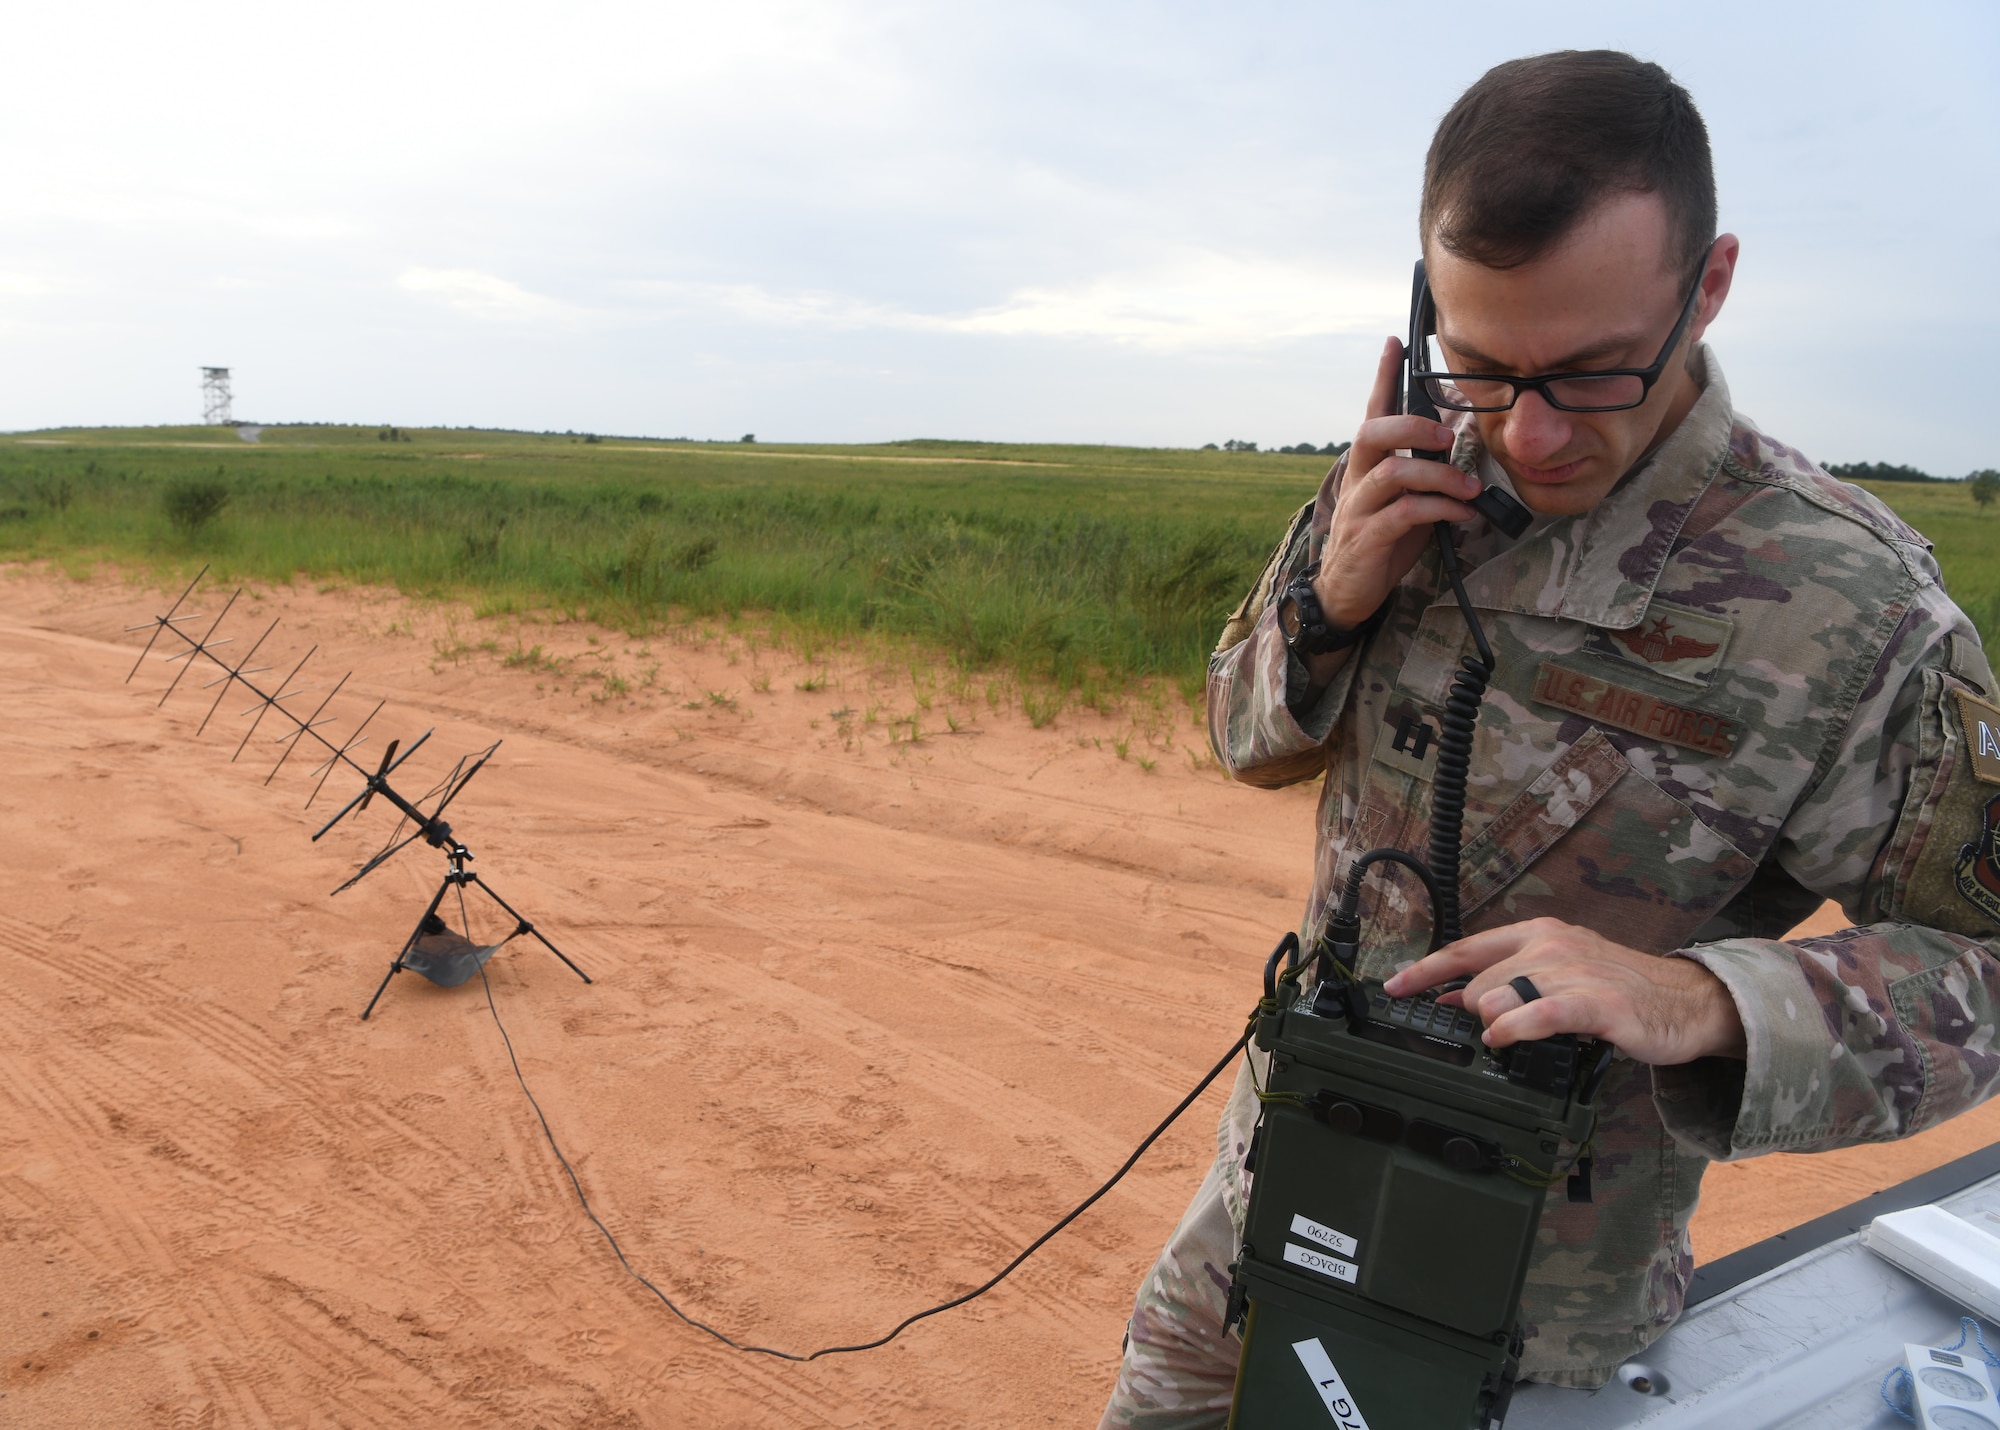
[1371,697,1441,781]
[1957,791,2000,925]
[1584,600,1733,687]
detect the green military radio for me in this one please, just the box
[1224,923,1608,1428]
[1221,261,1614,1428]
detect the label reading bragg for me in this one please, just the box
[1283,1241,1360,1284]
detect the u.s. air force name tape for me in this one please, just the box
[1532,662,1737,755]
[1292,1338,1371,1429]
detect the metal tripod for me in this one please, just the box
[361,838,591,1019]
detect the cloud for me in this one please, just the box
[945,253,1404,347]
[661,281,910,330]
[3,0,1996,464]
[0,271,79,298]
[396,268,580,323]
[628,251,1403,351]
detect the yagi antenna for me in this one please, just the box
[125,567,590,1017]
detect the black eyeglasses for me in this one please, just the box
[1412,263,1708,414]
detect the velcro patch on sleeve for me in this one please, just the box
[1532,662,1738,755]
[1885,678,2000,939]
[1956,792,2000,925]
[1956,690,2000,786]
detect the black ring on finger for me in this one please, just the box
[1509,975,1542,1004]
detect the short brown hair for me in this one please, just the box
[1421,50,1716,282]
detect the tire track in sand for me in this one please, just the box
[0,911,479,1426]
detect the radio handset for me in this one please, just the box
[1405,260,1533,540]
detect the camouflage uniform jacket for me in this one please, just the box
[1206,347,2000,1387]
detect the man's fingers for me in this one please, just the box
[1474,979,1535,1024]
[1365,337,1402,422]
[1382,953,1463,997]
[1385,925,1533,996]
[1480,993,1596,1050]
[1385,950,1483,997]
[1349,336,1454,491]
[1344,448,1472,520]
[1353,417,1461,471]
[1378,493,1478,532]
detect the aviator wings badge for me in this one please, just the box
[1585,599,1733,687]
[1615,617,1720,666]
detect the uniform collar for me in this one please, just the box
[1445,345,1735,631]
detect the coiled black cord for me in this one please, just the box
[1326,521,1495,957]
[1426,523,1496,946]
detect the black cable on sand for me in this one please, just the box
[476,963,1249,1360]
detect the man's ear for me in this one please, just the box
[1688,234,1741,346]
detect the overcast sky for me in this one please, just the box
[3,1,1995,469]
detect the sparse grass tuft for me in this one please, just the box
[502,642,565,674]
[1021,687,1063,729]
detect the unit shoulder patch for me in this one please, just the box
[1584,600,1733,687]
[1891,682,2000,938]
[1957,792,2000,925]
[1956,690,2000,787]
[1531,661,1737,756]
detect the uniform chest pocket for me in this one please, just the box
[1460,727,1758,953]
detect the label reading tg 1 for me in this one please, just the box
[1292,1338,1372,1429]
[1283,1241,1359,1284]
[1289,1213,1358,1259]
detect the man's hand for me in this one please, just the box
[1294,338,1484,698]
[1313,337,1484,628]
[1381,917,1747,1066]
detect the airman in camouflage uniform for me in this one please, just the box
[1099,54,2000,1430]
[1102,349,2000,1420]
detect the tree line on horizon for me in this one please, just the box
[1195,445,1997,507]
[1204,439,1352,456]
[1825,462,1998,507]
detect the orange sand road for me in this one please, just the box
[4,568,1996,1428]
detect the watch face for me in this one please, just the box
[1278,595,1304,641]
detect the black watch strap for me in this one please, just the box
[1279,564,1384,657]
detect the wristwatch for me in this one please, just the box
[1277,563,1382,657]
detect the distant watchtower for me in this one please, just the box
[201,367,233,425]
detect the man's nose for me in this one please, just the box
[1503,389,1574,466]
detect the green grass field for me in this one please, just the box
[3,424,1995,703]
